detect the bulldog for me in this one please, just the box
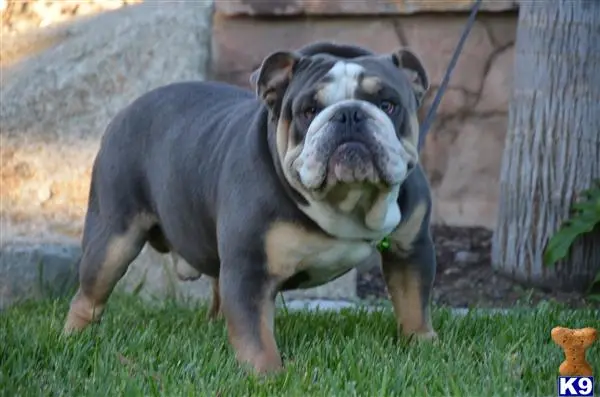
[63,41,438,374]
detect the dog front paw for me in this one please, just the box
[403,328,438,342]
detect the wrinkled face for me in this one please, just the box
[255,46,429,239]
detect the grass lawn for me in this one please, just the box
[1,294,599,397]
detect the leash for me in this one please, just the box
[418,0,484,151]
[377,0,483,252]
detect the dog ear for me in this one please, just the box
[254,51,301,109]
[249,68,260,89]
[388,49,429,106]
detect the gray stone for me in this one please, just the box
[454,250,481,264]
[1,0,214,238]
[0,238,359,310]
[281,270,358,301]
[0,242,81,309]
[116,245,214,304]
[281,299,368,312]
[121,245,358,304]
[0,0,220,309]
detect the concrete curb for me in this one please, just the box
[279,299,518,316]
[0,241,81,310]
[0,240,359,310]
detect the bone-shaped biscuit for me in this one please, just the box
[551,326,597,376]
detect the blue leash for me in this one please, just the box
[418,0,484,151]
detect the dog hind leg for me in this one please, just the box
[207,277,221,320]
[63,212,150,334]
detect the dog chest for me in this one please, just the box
[295,241,374,288]
[265,221,375,288]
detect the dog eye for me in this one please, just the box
[303,106,319,120]
[379,100,396,115]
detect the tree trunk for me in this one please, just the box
[492,0,600,292]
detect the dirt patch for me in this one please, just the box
[357,225,597,308]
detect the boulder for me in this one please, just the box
[0,0,215,309]
[0,241,81,309]
[1,1,213,239]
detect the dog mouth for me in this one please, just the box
[292,119,410,203]
[325,141,379,186]
[300,139,399,195]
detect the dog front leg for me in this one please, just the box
[381,232,437,340]
[219,258,282,374]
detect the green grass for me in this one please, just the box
[1,295,599,397]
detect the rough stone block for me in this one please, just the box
[426,116,508,227]
[116,246,214,304]
[1,0,214,238]
[212,16,402,88]
[399,17,495,93]
[215,0,518,17]
[475,46,514,113]
[0,241,80,309]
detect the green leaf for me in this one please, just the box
[588,271,600,290]
[586,294,600,303]
[585,270,600,297]
[568,218,597,233]
[544,225,582,266]
[543,180,600,267]
[571,202,597,212]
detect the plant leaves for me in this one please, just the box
[585,294,600,303]
[544,224,583,266]
[543,180,600,267]
[592,271,600,284]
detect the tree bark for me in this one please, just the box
[492,0,600,292]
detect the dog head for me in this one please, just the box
[254,42,429,240]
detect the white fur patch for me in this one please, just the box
[365,184,402,231]
[298,240,374,288]
[266,222,375,288]
[338,189,364,213]
[318,61,365,104]
[300,197,401,241]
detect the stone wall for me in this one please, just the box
[212,0,519,229]
[1,0,520,308]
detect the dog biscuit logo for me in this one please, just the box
[552,326,596,397]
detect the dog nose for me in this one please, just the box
[331,107,367,124]
[407,161,416,172]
